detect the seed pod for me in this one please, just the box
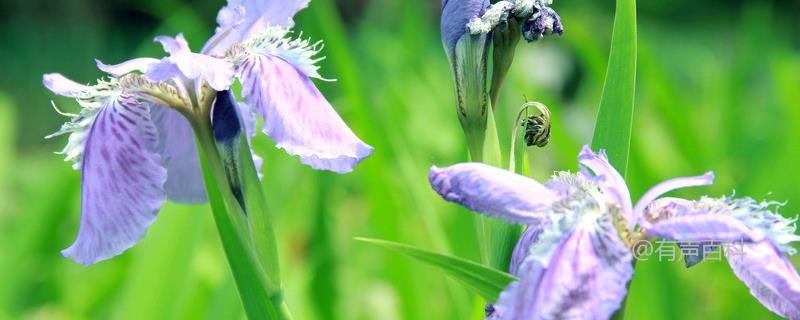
[518,101,551,148]
[523,113,551,147]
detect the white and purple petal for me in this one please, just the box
[237,54,372,173]
[493,219,633,320]
[61,98,167,266]
[727,240,800,319]
[149,106,207,203]
[428,163,556,225]
[147,34,235,91]
[44,74,112,169]
[509,226,543,276]
[155,34,191,55]
[645,212,764,243]
[96,58,160,77]
[632,172,715,222]
[44,73,88,97]
[578,145,634,228]
[204,0,310,55]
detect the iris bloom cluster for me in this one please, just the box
[44,0,372,266]
[430,146,800,319]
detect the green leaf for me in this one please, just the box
[355,238,517,301]
[591,0,638,177]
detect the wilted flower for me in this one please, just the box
[44,0,372,266]
[429,145,800,319]
[440,0,564,157]
[466,0,563,42]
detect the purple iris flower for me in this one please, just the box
[43,0,372,266]
[429,145,800,319]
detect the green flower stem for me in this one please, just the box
[480,108,520,272]
[465,102,519,273]
[190,115,292,320]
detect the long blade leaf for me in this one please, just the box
[591,0,638,177]
[355,238,517,301]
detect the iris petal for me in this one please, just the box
[61,98,167,266]
[204,0,310,55]
[727,240,800,319]
[509,226,543,276]
[147,34,235,91]
[237,54,372,173]
[644,212,763,243]
[493,220,633,320]
[428,163,556,225]
[632,172,715,222]
[96,58,160,77]
[43,73,87,97]
[149,106,207,203]
[578,145,633,227]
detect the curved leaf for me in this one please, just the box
[356,237,518,301]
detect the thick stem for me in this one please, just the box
[480,106,520,273]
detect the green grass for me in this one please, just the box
[0,0,797,319]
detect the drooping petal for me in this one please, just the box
[237,54,372,173]
[726,240,800,319]
[441,0,488,54]
[428,163,556,225]
[61,98,167,266]
[646,196,800,268]
[578,145,633,227]
[493,218,633,320]
[149,106,207,203]
[96,58,160,77]
[632,171,715,222]
[44,75,113,169]
[147,34,235,91]
[203,0,310,55]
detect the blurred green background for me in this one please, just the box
[1,0,799,319]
